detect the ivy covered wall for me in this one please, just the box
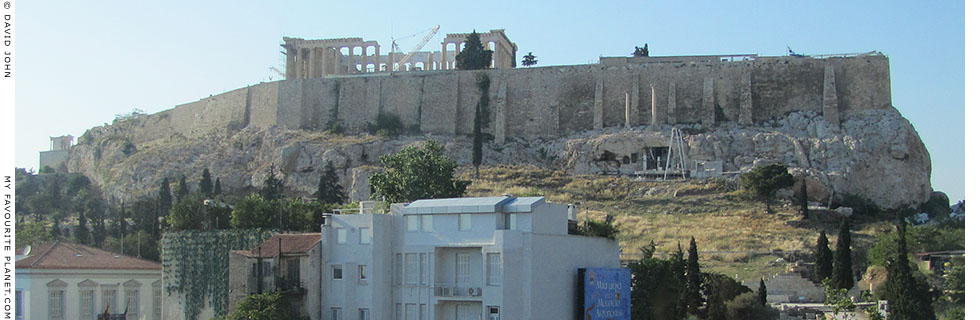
[161,229,277,320]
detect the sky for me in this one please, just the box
[13,0,965,202]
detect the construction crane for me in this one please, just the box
[390,25,440,71]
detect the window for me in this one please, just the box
[287,258,300,286]
[102,288,117,314]
[80,289,95,320]
[360,227,371,244]
[336,227,347,244]
[332,265,343,280]
[506,213,517,230]
[359,265,368,282]
[359,309,370,320]
[406,253,419,284]
[395,303,403,320]
[395,253,403,284]
[488,306,501,320]
[330,308,342,320]
[125,289,139,320]
[420,304,427,320]
[49,290,65,320]
[421,215,433,232]
[459,214,472,231]
[487,253,502,285]
[407,215,419,231]
[153,285,161,320]
[456,253,471,284]
[406,304,418,320]
[419,253,427,285]
[15,290,23,320]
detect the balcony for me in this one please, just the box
[434,283,483,300]
[276,277,307,296]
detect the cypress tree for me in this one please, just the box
[684,237,704,316]
[157,178,172,238]
[758,279,767,305]
[199,168,213,197]
[472,74,489,177]
[316,162,344,205]
[815,231,834,282]
[176,175,189,201]
[213,177,222,196]
[261,166,284,200]
[799,177,809,219]
[75,209,90,245]
[884,219,937,320]
[831,219,854,290]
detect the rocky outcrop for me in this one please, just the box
[67,107,931,209]
[560,107,931,209]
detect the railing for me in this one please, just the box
[433,283,482,298]
[276,277,307,296]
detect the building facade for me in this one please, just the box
[15,241,163,320]
[228,233,323,319]
[320,196,620,320]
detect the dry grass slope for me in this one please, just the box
[463,165,889,281]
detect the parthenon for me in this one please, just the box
[281,29,518,79]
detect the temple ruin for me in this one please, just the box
[281,29,517,79]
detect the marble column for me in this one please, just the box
[286,47,297,79]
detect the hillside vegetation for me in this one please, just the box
[463,165,891,281]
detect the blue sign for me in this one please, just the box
[582,268,631,320]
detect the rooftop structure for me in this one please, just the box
[228,233,322,319]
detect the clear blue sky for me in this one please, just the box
[14,0,965,202]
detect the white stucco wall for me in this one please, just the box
[16,269,162,320]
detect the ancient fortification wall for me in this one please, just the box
[119,54,890,144]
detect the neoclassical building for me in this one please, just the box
[282,29,517,78]
[15,241,162,320]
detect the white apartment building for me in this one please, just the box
[321,196,621,320]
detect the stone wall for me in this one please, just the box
[103,54,892,145]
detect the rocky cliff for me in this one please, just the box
[67,106,930,209]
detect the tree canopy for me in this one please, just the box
[814,231,834,283]
[455,31,492,70]
[521,52,538,66]
[740,164,794,213]
[369,140,470,204]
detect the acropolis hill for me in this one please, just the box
[66,30,932,210]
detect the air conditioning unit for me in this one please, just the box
[469,287,482,297]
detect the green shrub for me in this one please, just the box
[371,112,403,137]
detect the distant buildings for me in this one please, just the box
[15,241,162,320]
[320,196,621,320]
[39,135,73,172]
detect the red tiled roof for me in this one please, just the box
[15,241,162,270]
[242,233,320,258]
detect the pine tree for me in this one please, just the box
[831,219,854,290]
[199,168,213,197]
[884,219,937,320]
[684,237,704,316]
[521,52,538,67]
[758,279,767,305]
[213,177,222,196]
[455,31,492,70]
[815,231,834,282]
[176,175,189,201]
[799,177,809,219]
[316,162,344,205]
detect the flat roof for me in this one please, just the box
[402,196,546,214]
